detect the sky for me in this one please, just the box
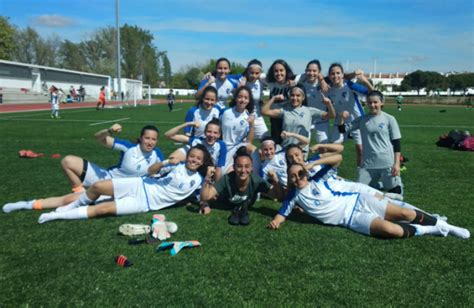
[1,0,473,75]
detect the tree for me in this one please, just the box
[11,26,60,66]
[161,52,172,86]
[447,73,474,95]
[0,16,16,60]
[401,70,445,94]
[81,27,116,76]
[59,40,87,71]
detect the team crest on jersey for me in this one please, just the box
[314,200,321,206]
[312,188,319,196]
[279,160,285,166]
[299,112,305,118]
[342,92,348,99]
[190,180,196,187]
[240,120,246,126]
[178,183,184,189]
[378,123,385,129]
[136,165,141,170]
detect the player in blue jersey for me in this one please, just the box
[268,162,470,239]
[183,86,221,138]
[220,86,256,172]
[3,145,214,223]
[165,118,227,181]
[195,58,239,110]
[60,123,164,193]
[327,63,373,167]
[238,59,269,140]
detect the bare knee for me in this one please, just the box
[370,219,404,239]
[61,155,82,170]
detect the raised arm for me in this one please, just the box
[310,143,344,155]
[195,74,216,99]
[305,153,343,171]
[261,94,285,118]
[355,69,374,92]
[200,167,218,202]
[164,122,197,143]
[94,123,122,149]
[281,131,309,146]
[263,170,285,201]
[320,93,336,120]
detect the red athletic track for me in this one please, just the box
[0,100,166,113]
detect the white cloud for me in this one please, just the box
[31,15,76,28]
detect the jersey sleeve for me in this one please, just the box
[388,115,402,140]
[278,188,297,217]
[198,79,210,90]
[346,116,361,132]
[307,153,321,162]
[309,106,325,119]
[154,148,165,161]
[216,141,227,168]
[112,138,135,152]
[184,107,197,134]
[346,80,369,95]
[213,174,228,195]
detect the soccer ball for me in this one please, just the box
[166,222,178,233]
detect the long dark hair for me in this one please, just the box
[196,86,218,107]
[229,86,254,113]
[187,144,214,177]
[266,59,295,83]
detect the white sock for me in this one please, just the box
[3,200,34,213]
[411,223,448,237]
[39,206,89,224]
[56,192,92,212]
[443,221,470,239]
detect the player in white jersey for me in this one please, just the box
[238,59,269,140]
[3,146,214,223]
[295,60,331,143]
[339,91,404,195]
[326,63,373,167]
[50,86,60,119]
[220,86,256,173]
[268,163,470,239]
[183,86,221,138]
[195,57,239,110]
[165,118,227,181]
[60,123,164,193]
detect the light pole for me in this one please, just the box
[116,0,122,102]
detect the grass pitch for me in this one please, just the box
[0,103,473,306]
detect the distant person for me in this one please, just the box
[167,89,176,111]
[96,86,106,110]
[70,86,77,102]
[121,91,124,101]
[50,86,60,119]
[78,85,86,102]
[396,93,403,111]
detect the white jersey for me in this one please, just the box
[327,80,367,125]
[245,79,264,117]
[184,106,221,137]
[108,139,164,178]
[278,180,360,227]
[145,163,203,211]
[198,77,239,110]
[260,150,288,187]
[220,107,250,152]
[306,153,338,181]
[188,137,227,168]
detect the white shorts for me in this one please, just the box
[83,162,112,187]
[112,177,150,215]
[357,167,403,192]
[348,194,388,235]
[312,122,330,144]
[253,116,269,140]
[330,127,362,145]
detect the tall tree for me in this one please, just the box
[81,27,116,76]
[59,39,87,71]
[0,16,16,60]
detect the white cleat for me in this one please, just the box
[38,213,55,224]
[118,224,151,236]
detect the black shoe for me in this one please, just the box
[239,208,250,226]
[228,207,240,225]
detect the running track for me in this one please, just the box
[0,100,167,113]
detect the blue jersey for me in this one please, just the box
[184,106,221,137]
[108,139,164,178]
[188,136,227,168]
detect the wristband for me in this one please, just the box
[162,159,170,166]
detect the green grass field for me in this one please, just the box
[0,103,473,306]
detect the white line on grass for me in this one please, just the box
[3,108,97,119]
[0,117,182,125]
[171,108,183,112]
[89,118,131,126]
